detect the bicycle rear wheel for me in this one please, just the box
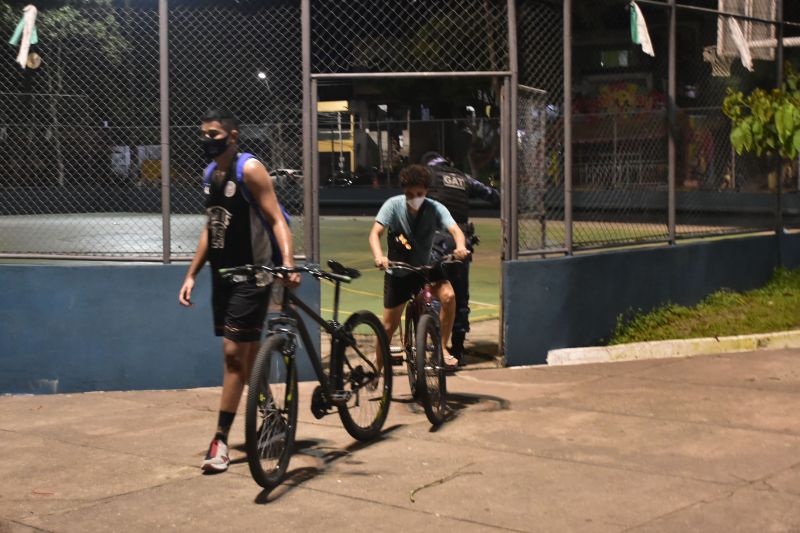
[245,335,298,489]
[415,313,447,425]
[403,304,418,397]
[334,310,392,441]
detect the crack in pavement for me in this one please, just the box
[409,462,483,503]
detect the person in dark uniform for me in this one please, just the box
[421,151,500,364]
[179,109,300,473]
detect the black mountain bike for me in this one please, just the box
[387,256,459,426]
[219,261,392,489]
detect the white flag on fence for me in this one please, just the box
[726,16,754,71]
[630,2,654,57]
[8,5,38,69]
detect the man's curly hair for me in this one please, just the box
[399,164,431,189]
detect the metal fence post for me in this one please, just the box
[668,0,677,244]
[302,0,315,263]
[159,0,170,264]
[501,78,512,262]
[563,0,573,255]
[310,77,320,263]
[507,0,519,261]
[776,0,785,245]
[774,0,785,267]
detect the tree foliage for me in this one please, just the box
[723,63,800,161]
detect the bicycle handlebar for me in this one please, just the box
[386,254,462,275]
[219,263,353,284]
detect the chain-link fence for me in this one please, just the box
[310,0,508,74]
[0,2,303,259]
[674,4,780,238]
[517,0,566,255]
[572,3,671,249]
[168,3,304,259]
[1,0,799,260]
[512,0,798,253]
[0,6,164,257]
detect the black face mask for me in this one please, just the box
[200,135,229,161]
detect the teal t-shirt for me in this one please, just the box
[375,195,456,267]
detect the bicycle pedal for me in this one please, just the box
[310,385,329,419]
[389,345,404,354]
[391,355,404,366]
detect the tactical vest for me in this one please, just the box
[426,166,469,225]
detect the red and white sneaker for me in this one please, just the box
[201,438,230,472]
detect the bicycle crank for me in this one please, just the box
[310,385,331,419]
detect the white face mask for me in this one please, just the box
[407,196,425,210]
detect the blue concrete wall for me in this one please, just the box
[6,233,798,390]
[503,233,800,366]
[0,264,320,394]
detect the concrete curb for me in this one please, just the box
[547,329,800,365]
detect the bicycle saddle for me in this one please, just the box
[327,259,361,279]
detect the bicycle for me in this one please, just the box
[386,255,460,426]
[219,260,392,489]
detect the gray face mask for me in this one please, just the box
[407,196,425,210]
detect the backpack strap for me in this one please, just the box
[234,153,292,225]
[202,161,217,186]
[234,153,255,202]
[233,153,291,265]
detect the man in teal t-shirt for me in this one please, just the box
[368,164,470,370]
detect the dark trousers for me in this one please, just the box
[432,230,473,353]
[444,259,470,339]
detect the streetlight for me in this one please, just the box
[256,71,270,92]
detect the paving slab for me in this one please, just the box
[538,372,800,435]
[628,488,800,532]
[1,349,799,532]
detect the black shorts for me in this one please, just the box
[212,279,270,342]
[383,264,446,309]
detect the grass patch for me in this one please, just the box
[609,268,800,344]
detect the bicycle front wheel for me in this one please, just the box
[415,313,447,425]
[245,335,298,489]
[403,304,418,397]
[334,310,392,441]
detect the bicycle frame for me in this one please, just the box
[405,280,439,329]
[268,280,375,406]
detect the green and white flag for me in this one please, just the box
[8,5,39,69]
[630,1,654,57]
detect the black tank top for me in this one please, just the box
[204,156,273,275]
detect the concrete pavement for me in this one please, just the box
[2,349,800,532]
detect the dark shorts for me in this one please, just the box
[383,264,446,309]
[212,279,270,342]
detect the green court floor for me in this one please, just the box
[319,216,502,322]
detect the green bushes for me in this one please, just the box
[610,268,800,344]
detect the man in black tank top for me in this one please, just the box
[178,109,300,473]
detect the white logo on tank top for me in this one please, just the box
[206,206,232,249]
[224,181,237,197]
